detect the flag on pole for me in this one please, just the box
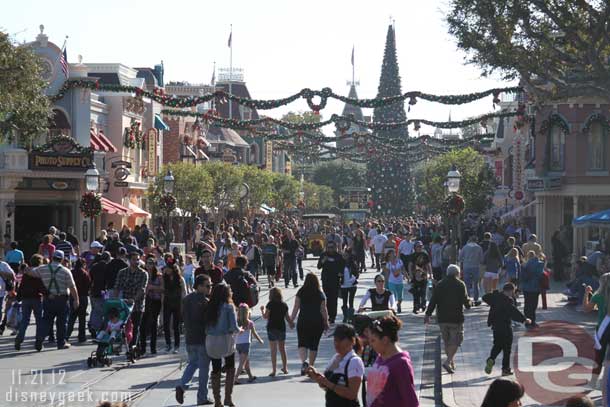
[60,47,69,78]
[211,65,216,85]
[351,46,354,66]
[228,30,232,48]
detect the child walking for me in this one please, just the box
[235,303,264,384]
[483,282,530,376]
[183,255,195,293]
[260,287,294,377]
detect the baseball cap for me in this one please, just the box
[53,250,65,260]
[415,241,424,247]
[90,241,104,249]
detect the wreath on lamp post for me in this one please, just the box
[159,194,177,213]
[445,194,465,215]
[80,192,102,218]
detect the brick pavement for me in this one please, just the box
[437,281,603,407]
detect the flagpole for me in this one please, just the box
[211,61,216,111]
[352,45,355,86]
[229,24,233,120]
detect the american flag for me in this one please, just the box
[60,47,68,78]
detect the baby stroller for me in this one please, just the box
[87,299,134,367]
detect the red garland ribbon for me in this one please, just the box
[446,194,465,215]
[159,194,177,212]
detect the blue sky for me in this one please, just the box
[3,0,515,134]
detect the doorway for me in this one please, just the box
[15,204,73,259]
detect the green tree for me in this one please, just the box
[0,31,51,145]
[270,173,300,210]
[445,1,610,101]
[239,165,272,207]
[415,147,497,214]
[149,162,213,216]
[204,162,244,211]
[311,161,366,201]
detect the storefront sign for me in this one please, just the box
[30,152,92,171]
[526,177,562,191]
[222,148,236,163]
[265,141,273,171]
[114,181,129,187]
[147,128,157,176]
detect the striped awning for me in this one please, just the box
[101,197,130,216]
[90,129,117,152]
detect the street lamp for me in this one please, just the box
[446,164,462,264]
[163,169,175,194]
[85,163,100,192]
[446,164,461,194]
[163,169,175,250]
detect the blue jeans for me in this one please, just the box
[37,297,70,348]
[463,267,480,301]
[283,257,297,286]
[180,344,211,403]
[16,298,42,343]
[89,296,105,332]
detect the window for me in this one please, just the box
[549,124,565,171]
[48,109,71,139]
[588,121,606,170]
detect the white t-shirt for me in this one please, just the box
[386,259,405,285]
[325,350,365,385]
[372,234,388,254]
[236,320,254,344]
[398,240,414,256]
[341,267,357,289]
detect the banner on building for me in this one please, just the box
[265,141,273,171]
[147,129,157,176]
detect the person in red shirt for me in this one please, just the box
[194,250,223,285]
[38,234,55,263]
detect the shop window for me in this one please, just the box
[588,121,607,170]
[48,109,71,139]
[548,124,565,171]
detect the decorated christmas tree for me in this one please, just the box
[368,24,413,216]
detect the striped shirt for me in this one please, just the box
[55,240,75,256]
[31,262,76,296]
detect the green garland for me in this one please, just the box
[538,113,570,135]
[162,109,519,133]
[80,192,102,218]
[31,134,93,155]
[49,78,522,110]
[582,113,610,134]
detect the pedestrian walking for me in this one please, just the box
[384,251,406,313]
[291,273,330,374]
[358,274,396,312]
[459,236,484,306]
[520,251,545,328]
[483,282,530,376]
[340,248,359,323]
[66,258,91,343]
[175,274,212,405]
[482,241,503,294]
[206,284,239,407]
[261,287,293,376]
[306,324,364,407]
[235,303,263,384]
[425,264,470,373]
[15,255,45,351]
[140,255,164,355]
[163,262,186,353]
[408,242,430,313]
[318,241,344,324]
[26,250,79,351]
[281,229,299,288]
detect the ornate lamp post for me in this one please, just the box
[446,164,463,264]
[163,169,175,251]
[82,163,101,244]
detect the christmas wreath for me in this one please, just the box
[80,192,102,218]
[123,121,145,149]
[445,194,465,215]
[159,194,177,212]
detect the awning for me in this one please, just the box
[90,129,118,152]
[101,197,130,216]
[128,202,151,218]
[573,208,610,228]
[154,114,170,131]
[500,200,536,220]
[260,204,276,214]
[97,130,117,152]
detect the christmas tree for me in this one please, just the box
[368,24,413,216]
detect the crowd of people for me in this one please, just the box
[0,212,607,407]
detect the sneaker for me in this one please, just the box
[166,345,172,353]
[450,361,456,371]
[15,340,21,351]
[397,304,402,314]
[412,309,419,314]
[173,346,180,354]
[58,343,71,350]
[502,369,514,376]
[35,340,43,352]
[485,358,494,374]
[442,362,454,374]
[197,399,214,405]
[301,361,309,376]
[175,386,184,404]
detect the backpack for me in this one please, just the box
[237,271,259,307]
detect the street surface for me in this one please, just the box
[0,259,602,406]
